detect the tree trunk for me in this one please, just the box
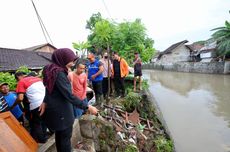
[107,44,110,101]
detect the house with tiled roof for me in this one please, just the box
[186,43,204,62]
[24,43,56,53]
[0,47,52,72]
[156,40,194,64]
[199,41,218,62]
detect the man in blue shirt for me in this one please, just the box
[0,82,24,125]
[87,53,104,106]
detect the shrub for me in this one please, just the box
[0,72,17,90]
[154,135,173,152]
[123,92,141,112]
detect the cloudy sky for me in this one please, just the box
[0,0,229,51]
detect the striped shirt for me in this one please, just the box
[0,95,9,113]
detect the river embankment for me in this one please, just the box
[39,87,174,152]
[143,61,230,74]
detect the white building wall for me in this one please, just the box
[157,45,190,65]
[200,52,212,58]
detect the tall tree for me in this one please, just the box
[91,19,114,52]
[86,14,156,64]
[86,12,103,30]
[90,19,115,101]
[86,12,104,53]
[112,19,155,64]
[212,20,230,58]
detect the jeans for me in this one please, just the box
[74,98,88,119]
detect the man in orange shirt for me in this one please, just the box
[111,52,129,98]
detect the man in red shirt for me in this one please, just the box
[13,72,47,143]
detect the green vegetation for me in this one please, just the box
[212,19,230,58]
[0,72,17,90]
[154,135,173,152]
[125,144,138,152]
[0,66,31,90]
[72,41,91,58]
[142,79,149,90]
[97,120,116,151]
[86,12,156,64]
[123,92,141,112]
[16,66,31,74]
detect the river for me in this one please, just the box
[143,70,230,152]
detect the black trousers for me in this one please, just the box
[102,78,109,97]
[55,126,73,152]
[30,107,47,143]
[114,77,125,96]
[92,81,103,96]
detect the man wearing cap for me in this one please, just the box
[0,82,24,124]
[87,53,104,106]
[0,90,10,113]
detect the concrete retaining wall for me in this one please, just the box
[142,61,230,74]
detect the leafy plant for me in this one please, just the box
[0,72,17,90]
[0,66,32,90]
[86,13,156,63]
[123,92,141,112]
[125,144,138,152]
[16,66,31,74]
[72,41,91,58]
[211,20,230,58]
[136,123,146,132]
[142,79,149,90]
[154,136,173,152]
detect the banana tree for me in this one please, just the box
[72,41,91,58]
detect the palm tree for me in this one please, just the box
[72,41,91,58]
[211,20,230,59]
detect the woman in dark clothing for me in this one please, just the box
[40,48,98,152]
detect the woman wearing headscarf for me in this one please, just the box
[40,48,98,152]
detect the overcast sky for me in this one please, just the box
[0,0,229,51]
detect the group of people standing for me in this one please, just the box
[0,48,142,152]
[88,51,143,102]
[87,51,132,107]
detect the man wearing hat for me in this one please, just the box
[0,83,10,113]
[87,53,104,106]
[0,82,24,124]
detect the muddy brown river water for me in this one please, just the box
[143,70,230,152]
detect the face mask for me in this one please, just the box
[104,56,108,59]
